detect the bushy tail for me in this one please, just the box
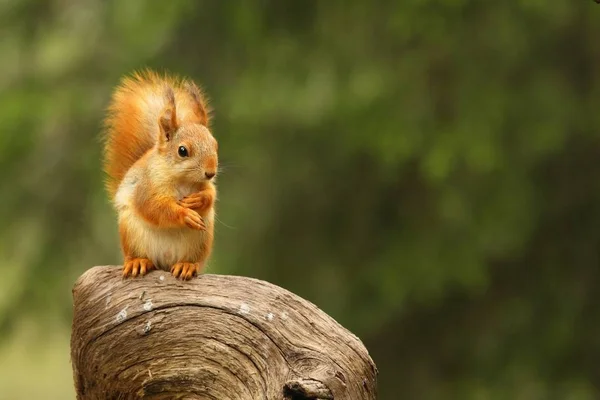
[101,71,167,199]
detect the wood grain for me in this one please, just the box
[70,266,378,399]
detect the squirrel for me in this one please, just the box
[102,69,218,280]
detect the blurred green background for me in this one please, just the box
[1,1,600,399]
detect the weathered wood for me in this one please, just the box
[70,266,378,399]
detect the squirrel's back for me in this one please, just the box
[102,69,210,199]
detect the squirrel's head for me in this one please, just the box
[156,85,218,185]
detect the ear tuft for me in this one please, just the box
[184,80,211,127]
[158,86,178,143]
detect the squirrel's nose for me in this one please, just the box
[205,171,216,180]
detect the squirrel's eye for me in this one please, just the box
[178,146,188,157]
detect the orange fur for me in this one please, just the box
[103,69,212,199]
[178,184,216,214]
[103,69,218,279]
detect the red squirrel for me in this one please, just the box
[102,69,217,280]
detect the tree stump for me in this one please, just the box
[70,266,378,399]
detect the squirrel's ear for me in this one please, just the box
[184,81,210,127]
[158,86,178,143]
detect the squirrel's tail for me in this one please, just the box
[102,70,175,199]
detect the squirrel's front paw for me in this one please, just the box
[182,209,206,230]
[171,262,200,280]
[178,191,211,212]
[122,257,155,278]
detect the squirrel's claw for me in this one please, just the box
[183,210,206,231]
[123,257,155,278]
[171,263,183,278]
[171,262,200,280]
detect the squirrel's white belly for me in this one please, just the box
[120,209,207,269]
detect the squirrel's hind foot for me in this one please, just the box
[122,257,155,278]
[171,262,201,280]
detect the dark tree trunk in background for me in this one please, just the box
[70,266,377,399]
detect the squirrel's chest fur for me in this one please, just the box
[114,169,212,269]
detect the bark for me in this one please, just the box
[70,266,378,399]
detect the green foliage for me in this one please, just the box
[1,0,600,398]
